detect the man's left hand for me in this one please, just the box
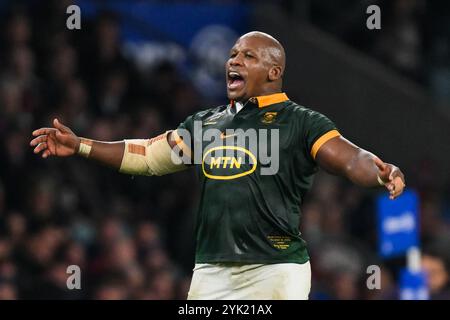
[374,158,406,200]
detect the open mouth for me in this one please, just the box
[227,71,245,90]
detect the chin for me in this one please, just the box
[227,91,246,102]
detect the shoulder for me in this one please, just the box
[283,101,334,126]
[284,101,340,160]
[191,104,229,120]
[177,104,228,130]
[286,100,338,137]
[284,101,328,118]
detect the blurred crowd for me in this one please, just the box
[0,1,200,299]
[0,1,449,300]
[283,0,450,115]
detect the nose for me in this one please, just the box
[229,53,243,67]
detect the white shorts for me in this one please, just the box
[187,262,311,300]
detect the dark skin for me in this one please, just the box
[30,31,405,199]
[30,118,125,168]
[226,31,285,102]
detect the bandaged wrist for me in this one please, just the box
[120,131,186,176]
[377,174,385,186]
[78,138,93,158]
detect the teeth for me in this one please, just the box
[229,72,240,78]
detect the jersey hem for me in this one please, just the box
[195,255,310,265]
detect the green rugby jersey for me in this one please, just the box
[177,93,340,264]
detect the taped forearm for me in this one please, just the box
[77,139,125,169]
[119,131,187,176]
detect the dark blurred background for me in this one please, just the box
[0,0,449,300]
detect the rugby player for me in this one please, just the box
[30,31,406,300]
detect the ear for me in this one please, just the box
[268,65,282,81]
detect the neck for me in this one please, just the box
[236,88,282,103]
[250,83,283,98]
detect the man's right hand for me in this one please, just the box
[30,118,80,158]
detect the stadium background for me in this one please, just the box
[0,0,449,299]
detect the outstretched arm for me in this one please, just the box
[315,135,406,199]
[30,118,125,169]
[30,118,188,176]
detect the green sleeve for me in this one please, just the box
[302,109,339,162]
[177,114,194,135]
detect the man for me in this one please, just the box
[30,31,405,299]
[422,241,450,299]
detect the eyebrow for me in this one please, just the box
[229,48,256,55]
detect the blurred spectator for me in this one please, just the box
[5,211,28,245]
[422,239,450,299]
[0,282,17,300]
[94,273,130,300]
[372,0,426,81]
[2,9,31,56]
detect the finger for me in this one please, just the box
[30,135,47,147]
[386,183,394,192]
[389,177,405,199]
[42,149,51,158]
[32,128,56,136]
[389,185,397,200]
[374,157,386,171]
[389,167,399,181]
[393,177,405,194]
[33,142,48,154]
[53,118,69,132]
[391,191,402,200]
